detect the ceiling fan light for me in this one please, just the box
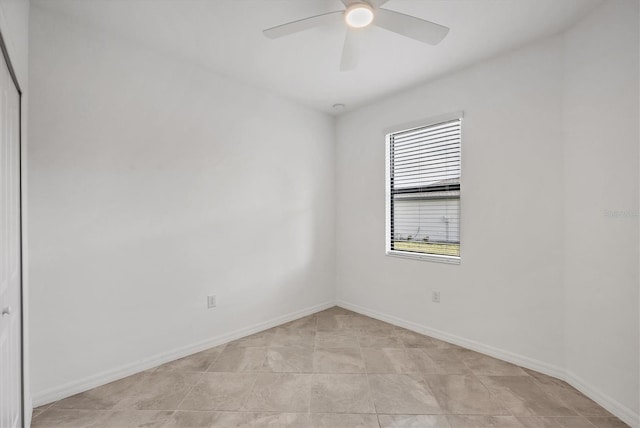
[345,4,374,28]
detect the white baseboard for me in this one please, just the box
[565,371,639,428]
[336,300,564,378]
[337,300,639,428]
[32,300,335,408]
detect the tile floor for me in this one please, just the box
[32,307,628,428]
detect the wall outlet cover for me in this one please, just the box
[207,295,216,308]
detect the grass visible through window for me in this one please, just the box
[393,241,460,257]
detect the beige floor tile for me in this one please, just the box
[114,372,200,410]
[350,316,396,333]
[31,410,46,419]
[164,411,310,428]
[310,413,380,427]
[478,376,578,417]
[310,373,375,413]
[378,414,452,427]
[525,370,612,417]
[155,345,225,372]
[263,347,314,372]
[313,347,366,373]
[410,348,473,375]
[357,331,404,348]
[586,417,629,428]
[462,352,529,376]
[32,403,55,420]
[369,373,442,414]
[208,347,267,372]
[102,410,174,427]
[218,412,312,427]
[33,403,55,412]
[226,331,275,348]
[315,331,359,348]
[41,309,621,428]
[563,392,614,417]
[277,315,317,332]
[362,348,421,373]
[31,409,111,427]
[517,416,600,428]
[243,373,312,412]
[316,314,359,332]
[178,372,256,411]
[515,416,565,427]
[160,411,221,428]
[429,337,463,350]
[424,374,510,415]
[554,417,600,427]
[406,349,452,375]
[315,314,340,331]
[318,306,353,316]
[54,373,147,410]
[446,415,526,427]
[270,330,316,348]
[425,348,473,374]
[396,329,438,348]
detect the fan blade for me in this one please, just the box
[263,11,343,39]
[340,30,359,71]
[341,0,390,7]
[374,8,449,45]
[370,0,391,7]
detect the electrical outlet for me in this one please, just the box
[432,291,440,303]
[207,295,216,308]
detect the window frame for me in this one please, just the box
[385,112,463,264]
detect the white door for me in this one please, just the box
[0,37,22,428]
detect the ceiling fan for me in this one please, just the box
[262,0,450,71]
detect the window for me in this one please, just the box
[386,114,462,263]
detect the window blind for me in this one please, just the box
[387,118,461,259]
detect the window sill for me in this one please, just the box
[386,250,461,265]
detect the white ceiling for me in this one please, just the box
[34,0,601,114]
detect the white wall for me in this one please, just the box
[335,1,639,425]
[28,5,335,403]
[0,0,30,423]
[336,37,567,368]
[563,0,639,421]
[0,0,27,81]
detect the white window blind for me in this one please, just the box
[386,117,461,261]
